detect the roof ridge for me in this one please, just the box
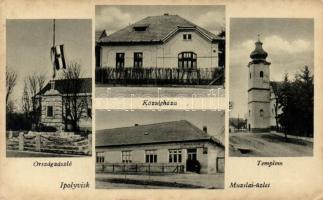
[97,120,190,133]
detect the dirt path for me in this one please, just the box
[229,132,313,157]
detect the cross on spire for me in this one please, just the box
[257,33,262,42]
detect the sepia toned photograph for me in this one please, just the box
[95,110,225,189]
[6,19,92,157]
[229,18,314,157]
[95,5,225,98]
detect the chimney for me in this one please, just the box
[203,126,207,133]
[134,124,139,126]
[50,80,55,90]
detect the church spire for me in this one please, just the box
[250,35,268,62]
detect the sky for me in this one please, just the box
[95,5,225,34]
[229,18,314,118]
[6,19,92,111]
[96,110,225,142]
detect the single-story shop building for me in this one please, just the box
[96,120,224,174]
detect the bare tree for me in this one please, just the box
[62,62,90,131]
[21,73,46,130]
[6,70,17,110]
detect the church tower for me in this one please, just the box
[247,38,271,132]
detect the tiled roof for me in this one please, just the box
[96,120,224,147]
[99,14,222,44]
[38,78,92,95]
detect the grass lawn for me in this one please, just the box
[96,173,224,189]
[95,86,224,98]
[229,132,313,157]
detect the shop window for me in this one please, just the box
[145,150,157,163]
[121,151,132,163]
[169,149,182,163]
[96,152,105,163]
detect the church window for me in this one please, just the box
[260,71,264,78]
[260,109,264,117]
[249,110,250,116]
[250,73,251,79]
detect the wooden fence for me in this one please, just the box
[96,163,185,174]
[6,131,92,155]
[95,67,224,85]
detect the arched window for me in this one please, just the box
[260,109,264,117]
[260,71,264,78]
[250,73,251,79]
[178,52,197,70]
[249,110,250,116]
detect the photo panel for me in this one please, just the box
[95,5,225,98]
[6,19,93,157]
[229,18,314,157]
[95,110,225,189]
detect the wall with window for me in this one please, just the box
[100,30,220,69]
[159,31,218,69]
[96,141,224,174]
[41,95,63,130]
[248,63,270,90]
[247,102,271,131]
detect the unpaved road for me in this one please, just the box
[229,132,313,157]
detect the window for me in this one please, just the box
[183,34,192,40]
[134,52,143,68]
[122,151,132,163]
[249,110,251,116]
[187,149,197,160]
[178,52,197,70]
[116,53,125,69]
[250,73,251,79]
[87,108,92,118]
[145,150,157,163]
[260,71,264,78]
[96,152,105,163]
[47,106,53,117]
[260,109,264,117]
[169,149,182,163]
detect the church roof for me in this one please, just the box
[98,14,223,44]
[250,40,269,64]
[38,78,92,96]
[96,120,224,148]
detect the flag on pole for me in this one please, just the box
[51,44,67,70]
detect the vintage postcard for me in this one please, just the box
[0,0,322,200]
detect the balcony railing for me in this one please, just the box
[95,67,224,86]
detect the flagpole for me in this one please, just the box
[52,19,56,79]
[53,19,55,47]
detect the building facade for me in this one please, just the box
[247,39,271,132]
[96,120,224,174]
[36,78,92,131]
[96,14,225,70]
[247,39,282,133]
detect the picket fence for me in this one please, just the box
[96,163,185,174]
[95,67,224,85]
[6,131,92,155]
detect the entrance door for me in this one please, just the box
[186,148,198,172]
[248,124,251,132]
